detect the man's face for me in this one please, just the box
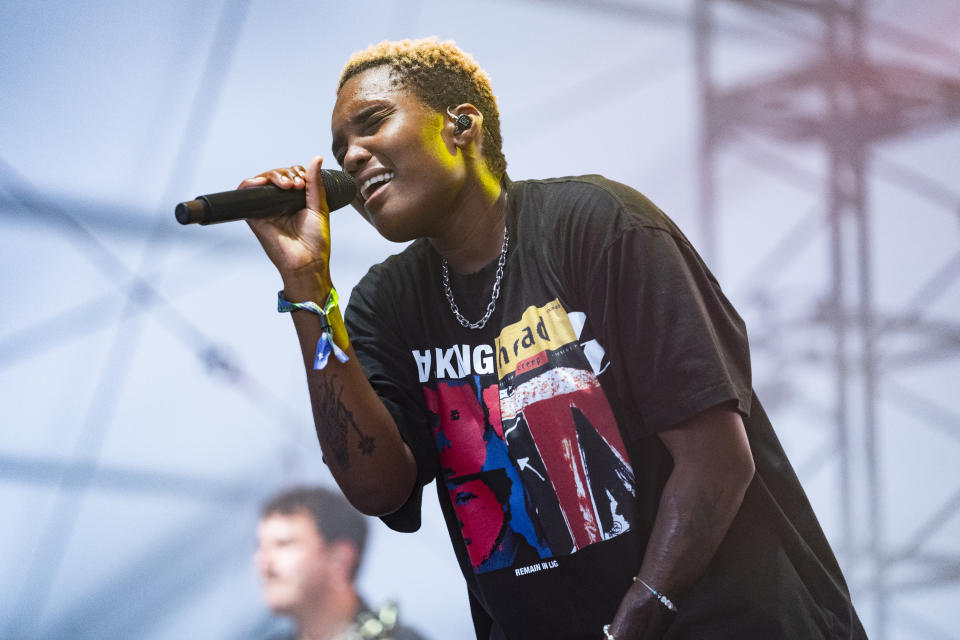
[331,65,466,242]
[255,511,333,616]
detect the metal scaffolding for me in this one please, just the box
[695,1,960,637]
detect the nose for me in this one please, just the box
[254,547,271,575]
[342,142,371,174]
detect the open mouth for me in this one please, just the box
[360,171,394,201]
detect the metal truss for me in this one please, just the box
[695,1,960,638]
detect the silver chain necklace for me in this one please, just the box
[441,223,509,330]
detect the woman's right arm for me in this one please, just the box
[240,155,417,515]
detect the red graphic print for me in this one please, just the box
[451,478,505,568]
[522,384,624,550]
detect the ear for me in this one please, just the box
[446,103,483,147]
[328,540,360,581]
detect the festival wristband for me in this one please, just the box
[278,288,350,370]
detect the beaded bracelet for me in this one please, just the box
[634,576,678,613]
[278,288,349,370]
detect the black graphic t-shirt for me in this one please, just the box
[345,176,864,640]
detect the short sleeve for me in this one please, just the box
[581,224,753,438]
[344,269,439,532]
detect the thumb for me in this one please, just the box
[305,155,331,215]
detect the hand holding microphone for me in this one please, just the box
[184,157,352,296]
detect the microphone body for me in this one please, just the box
[175,170,356,225]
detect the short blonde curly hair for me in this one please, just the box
[338,37,507,177]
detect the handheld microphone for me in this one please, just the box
[175,170,356,225]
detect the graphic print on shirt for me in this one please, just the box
[416,299,636,574]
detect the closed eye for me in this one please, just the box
[362,109,390,134]
[331,103,394,167]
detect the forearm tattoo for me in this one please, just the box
[311,375,376,471]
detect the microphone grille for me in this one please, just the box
[320,170,357,212]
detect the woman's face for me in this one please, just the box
[331,66,466,242]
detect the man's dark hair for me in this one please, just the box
[338,37,507,178]
[261,486,369,577]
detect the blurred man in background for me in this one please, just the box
[256,486,426,640]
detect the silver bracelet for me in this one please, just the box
[634,576,679,613]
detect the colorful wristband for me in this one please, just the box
[278,288,350,370]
